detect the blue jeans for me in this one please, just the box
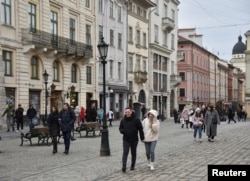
[193,125,203,139]
[28,118,35,132]
[144,141,157,162]
[63,131,71,151]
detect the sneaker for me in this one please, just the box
[189,128,192,131]
[21,130,24,133]
[150,163,154,171]
[147,160,151,167]
[199,138,202,142]
[16,130,19,133]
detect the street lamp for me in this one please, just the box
[98,37,110,156]
[43,70,49,125]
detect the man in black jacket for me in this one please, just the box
[15,104,24,132]
[119,107,145,173]
[26,104,37,132]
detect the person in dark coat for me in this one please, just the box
[173,108,178,123]
[15,104,24,132]
[59,103,76,154]
[119,107,145,173]
[228,108,236,124]
[47,106,60,154]
[26,104,37,132]
[204,105,220,142]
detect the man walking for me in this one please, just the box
[119,107,144,173]
[59,103,76,154]
[15,104,24,132]
[26,104,37,132]
[2,103,15,132]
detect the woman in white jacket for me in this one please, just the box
[142,109,160,171]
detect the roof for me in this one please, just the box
[232,35,246,54]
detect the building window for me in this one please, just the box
[98,0,103,12]
[110,0,113,18]
[71,64,77,83]
[129,27,133,42]
[51,11,58,43]
[118,6,121,22]
[99,25,103,39]
[86,24,91,45]
[28,3,36,32]
[179,88,185,97]
[155,0,159,14]
[85,0,90,8]
[118,62,122,80]
[70,18,76,44]
[154,25,158,43]
[162,57,167,71]
[53,61,59,81]
[136,30,140,45]
[110,60,113,78]
[1,0,11,25]
[31,56,39,79]
[136,55,141,71]
[143,59,146,70]
[110,29,114,46]
[163,31,167,46]
[163,4,168,17]
[179,72,185,81]
[118,33,122,49]
[137,7,140,16]
[171,9,175,20]
[3,50,12,76]
[86,66,92,84]
[171,34,175,49]
[128,56,133,72]
[143,33,146,47]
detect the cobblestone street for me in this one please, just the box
[0,119,249,181]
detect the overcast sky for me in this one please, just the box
[178,0,250,61]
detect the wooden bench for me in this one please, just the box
[20,127,50,146]
[75,122,102,137]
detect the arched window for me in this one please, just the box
[71,64,77,83]
[31,56,38,79]
[53,61,59,81]
[138,90,146,103]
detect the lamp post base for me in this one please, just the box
[100,128,111,156]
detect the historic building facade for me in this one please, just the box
[148,0,181,119]
[0,0,94,127]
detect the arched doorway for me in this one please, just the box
[133,90,146,120]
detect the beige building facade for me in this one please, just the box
[0,0,95,127]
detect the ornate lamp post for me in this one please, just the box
[43,70,49,125]
[98,37,110,156]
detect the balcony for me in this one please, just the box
[21,28,93,61]
[162,17,175,32]
[134,71,147,84]
[170,74,182,87]
[177,50,185,61]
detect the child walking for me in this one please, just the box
[192,108,204,142]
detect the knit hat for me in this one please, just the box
[195,108,201,112]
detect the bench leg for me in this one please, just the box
[29,139,32,146]
[20,133,24,146]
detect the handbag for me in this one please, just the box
[198,120,203,125]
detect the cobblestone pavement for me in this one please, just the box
[0,119,249,181]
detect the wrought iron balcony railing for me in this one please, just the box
[21,28,93,59]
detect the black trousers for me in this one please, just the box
[16,118,23,130]
[122,140,138,168]
[62,131,71,151]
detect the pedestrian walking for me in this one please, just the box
[80,106,86,123]
[201,105,207,133]
[192,108,204,142]
[181,106,189,128]
[228,108,236,124]
[97,107,104,124]
[173,108,178,123]
[142,109,160,171]
[119,107,145,173]
[15,104,24,133]
[108,109,114,126]
[204,104,220,142]
[188,105,195,131]
[26,104,37,132]
[47,106,60,154]
[2,103,15,132]
[74,106,80,127]
[58,103,76,154]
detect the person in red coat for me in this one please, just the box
[80,106,86,123]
